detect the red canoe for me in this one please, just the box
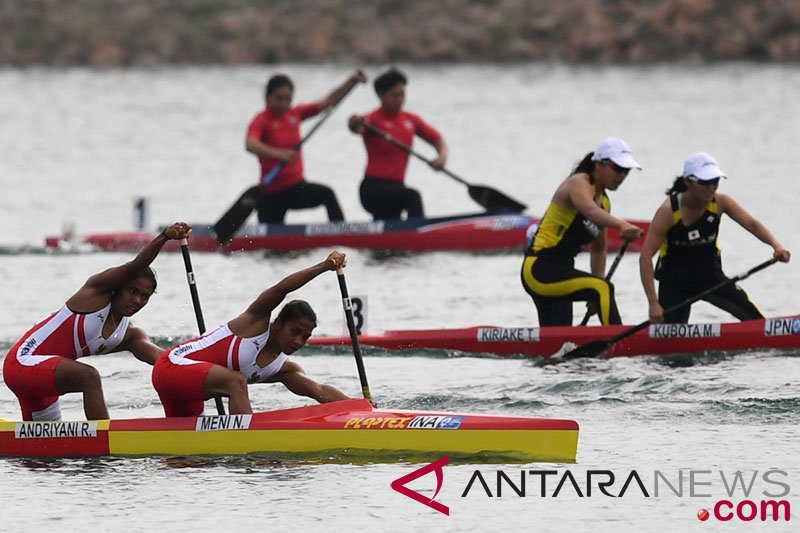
[45,212,650,254]
[307,315,800,358]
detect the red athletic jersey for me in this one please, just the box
[362,108,442,182]
[246,103,320,192]
[4,303,130,420]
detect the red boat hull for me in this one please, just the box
[307,316,800,358]
[45,214,650,254]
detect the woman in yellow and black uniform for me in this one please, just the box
[521,138,644,326]
[640,152,790,324]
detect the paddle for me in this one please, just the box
[362,123,527,213]
[212,185,261,245]
[335,266,374,403]
[560,257,779,360]
[578,240,630,326]
[180,238,226,415]
[214,75,363,245]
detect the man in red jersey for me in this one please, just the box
[348,68,449,220]
[246,71,366,223]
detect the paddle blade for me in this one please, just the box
[560,340,613,360]
[213,186,262,244]
[467,185,527,213]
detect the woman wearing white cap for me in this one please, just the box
[521,138,644,326]
[639,152,791,323]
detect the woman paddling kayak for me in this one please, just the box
[521,138,644,326]
[246,71,366,223]
[152,251,352,417]
[3,222,192,421]
[639,152,791,323]
[348,68,449,220]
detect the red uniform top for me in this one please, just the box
[246,103,321,193]
[362,108,442,182]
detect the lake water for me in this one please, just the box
[0,63,798,532]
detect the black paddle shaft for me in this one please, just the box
[579,240,630,326]
[180,243,206,333]
[362,123,527,213]
[213,186,262,245]
[180,240,226,415]
[336,268,373,402]
[563,257,779,360]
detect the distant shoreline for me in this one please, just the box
[2,0,798,67]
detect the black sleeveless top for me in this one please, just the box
[655,193,723,282]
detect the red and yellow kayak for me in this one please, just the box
[0,399,578,462]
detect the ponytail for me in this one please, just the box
[571,152,596,177]
[665,176,687,195]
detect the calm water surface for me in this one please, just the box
[1,64,799,532]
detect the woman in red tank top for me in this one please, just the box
[3,222,192,421]
[349,68,449,220]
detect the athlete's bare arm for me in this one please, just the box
[118,326,163,365]
[68,222,191,312]
[230,251,346,336]
[272,360,351,403]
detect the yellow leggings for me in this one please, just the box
[521,255,621,326]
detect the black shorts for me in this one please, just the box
[256,181,344,224]
[657,272,763,323]
[359,176,423,220]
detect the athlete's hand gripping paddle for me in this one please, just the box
[559,257,779,360]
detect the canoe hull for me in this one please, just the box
[307,316,800,358]
[45,213,649,254]
[0,399,578,462]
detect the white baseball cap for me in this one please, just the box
[591,137,642,170]
[683,152,727,181]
